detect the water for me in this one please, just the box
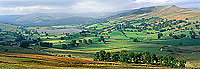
[37,29,82,33]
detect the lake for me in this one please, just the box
[37,29,82,33]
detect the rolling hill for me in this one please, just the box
[108,5,200,21]
[0,5,200,68]
[0,13,95,27]
[78,5,200,68]
[0,12,119,27]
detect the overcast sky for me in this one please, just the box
[0,0,199,15]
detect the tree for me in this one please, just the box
[60,37,66,40]
[133,52,140,63]
[46,33,49,36]
[99,50,106,61]
[88,39,93,43]
[180,34,186,38]
[94,50,185,67]
[94,52,100,61]
[20,41,30,48]
[105,52,111,61]
[95,34,98,37]
[70,40,77,47]
[189,31,196,35]
[108,36,111,38]
[120,51,130,63]
[98,36,105,42]
[83,39,87,44]
[172,35,180,39]
[169,33,173,37]
[191,35,196,39]
[37,37,41,41]
[4,49,8,52]
[111,53,119,62]
[158,33,163,40]
[79,40,82,43]
[133,38,139,42]
[15,35,25,42]
[157,56,163,65]
[66,33,69,36]
[62,44,67,49]
[40,42,53,47]
[179,60,186,67]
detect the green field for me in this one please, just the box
[0,6,200,68]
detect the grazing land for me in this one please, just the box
[0,5,200,68]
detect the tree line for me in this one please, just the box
[94,50,186,67]
[61,39,93,49]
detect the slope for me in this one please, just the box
[109,5,200,21]
[0,12,120,27]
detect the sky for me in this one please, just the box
[0,0,199,15]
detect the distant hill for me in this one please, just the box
[1,5,199,27]
[0,12,117,27]
[15,14,96,27]
[0,23,16,31]
[108,5,200,21]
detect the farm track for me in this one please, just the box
[142,37,148,40]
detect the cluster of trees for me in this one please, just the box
[0,28,37,46]
[82,17,199,42]
[94,50,186,67]
[62,39,93,49]
[169,31,199,39]
[98,36,105,43]
[169,33,187,39]
[82,19,109,28]
[60,31,93,40]
[189,31,197,39]
[158,33,163,40]
[60,33,83,40]
[113,17,200,34]
[39,42,53,47]
[133,38,140,42]
[19,41,30,48]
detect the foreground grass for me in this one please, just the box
[0,52,175,69]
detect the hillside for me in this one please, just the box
[109,5,200,21]
[16,16,95,27]
[0,14,95,27]
[76,5,200,68]
[0,5,200,68]
[0,12,119,27]
[0,23,16,31]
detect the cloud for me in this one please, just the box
[0,0,199,15]
[71,0,123,12]
[0,6,52,10]
[0,6,55,15]
[133,0,169,4]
